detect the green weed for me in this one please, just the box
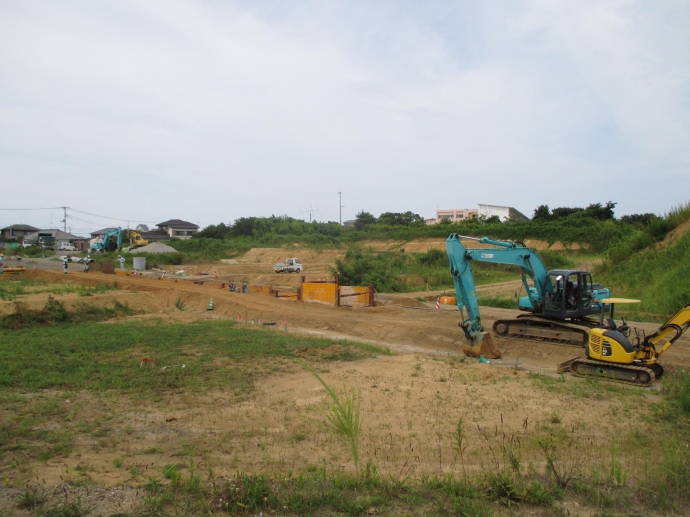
[303,364,362,472]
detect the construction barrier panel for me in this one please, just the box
[302,282,337,305]
[338,286,370,307]
[249,285,273,296]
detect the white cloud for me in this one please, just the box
[0,0,688,231]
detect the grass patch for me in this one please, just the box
[477,294,516,309]
[0,296,134,330]
[0,319,391,392]
[0,278,119,301]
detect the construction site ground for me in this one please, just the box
[1,248,688,516]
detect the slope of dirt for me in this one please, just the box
[656,217,690,250]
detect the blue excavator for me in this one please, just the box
[90,227,123,254]
[446,234,612,356]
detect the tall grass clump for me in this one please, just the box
[302,364,362,472]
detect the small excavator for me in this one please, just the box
[446,234,612,357]
[128,230,149,251]
[558,300,690,386]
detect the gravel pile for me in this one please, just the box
[129,242,178,254]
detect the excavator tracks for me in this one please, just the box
[492,316,595,347]
[567,358,655,387]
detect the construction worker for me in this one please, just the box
[0,253,3,274]
[83,255,91,272]
[62,255,68,274]
[118,255,125,270]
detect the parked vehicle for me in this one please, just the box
[273,258,303,273]
[58,242,76,252]
[38,235,56,250]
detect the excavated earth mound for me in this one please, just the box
[129,242,178,253]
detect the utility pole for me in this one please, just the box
[59,207,68,232]
[338,192,343,225]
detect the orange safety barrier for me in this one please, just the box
[302,282,337,304]
[439,296,457,305]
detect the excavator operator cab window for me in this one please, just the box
[580,274,593,309]
[545,273,564,312]
[565,277,578,311]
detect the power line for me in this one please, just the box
[0,207,63,211]
[68,208,160,224]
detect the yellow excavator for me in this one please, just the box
[128,231,149,251]
[559,300,690,386]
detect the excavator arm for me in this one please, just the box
[648,304,690,357]
[446,234,551,343]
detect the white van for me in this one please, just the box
[57,242,76,252]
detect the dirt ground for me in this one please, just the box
[1,255,688,516]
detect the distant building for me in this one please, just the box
[424,218,436,226]
[1,224,39,241]
[24,229,90,251]
[478,204,529,222]
[156,219,199,240]
[343,220,356,227]
[432,209,478,224]
[135,224,150,232]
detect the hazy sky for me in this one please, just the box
[1,0,689,235]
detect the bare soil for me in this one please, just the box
[1,258,689,516]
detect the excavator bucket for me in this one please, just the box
[462,332,502,359]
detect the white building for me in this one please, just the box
[478,204,529,222]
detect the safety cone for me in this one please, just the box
[213,271,218,278]
[435,299,440,310]
[207,298,214,310]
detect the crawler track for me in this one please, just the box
[568,358,655,387]
[492,315,599,347]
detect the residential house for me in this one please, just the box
[1,224,39,241]
[156,219,199,240]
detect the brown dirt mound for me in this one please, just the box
[657,218,690,250]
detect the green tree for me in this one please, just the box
[231,217,256,237]
[354,211,377,230]
[532,205,551,222]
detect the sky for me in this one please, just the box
[1,0,689,236]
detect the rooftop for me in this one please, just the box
[157,219,199,229]
[1,224,40,231]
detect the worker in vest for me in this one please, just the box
[63,255,68,274]
[84,255,91,272]
[0,253,4,274]
[118,255,125,269]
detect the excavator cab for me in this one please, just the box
[542,270,603,319]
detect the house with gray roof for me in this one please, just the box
[1,224,39,241]
[156,219,199,240]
